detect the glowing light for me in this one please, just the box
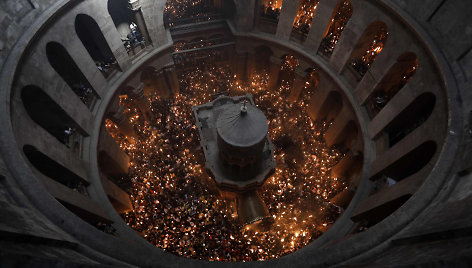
[105,63,346,261]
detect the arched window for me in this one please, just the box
[173,41,187,52]
[365,52,418,118]
[373,141,437,182]
[23,145,89,194]
[318,0,353,57]
[291,0,320,41]
[75,14,119,78]
[140,66,157,87]
[318,91,342,122]
[301,68,320,105]
[279,54,300,88]
[386,93,436,147]
[332,120,358,151]
[259,0,283,22]
[164,0,233,27]
[21,85,86,148]
[108,0,134,39]
[254,46,274,73]
[348,21,388,79]
[108,0,149,54]
[46,42,98,108]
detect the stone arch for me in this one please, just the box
[386,92,436,147]
[259,0,282,23]
[254,45,274,72]
[21,85,87,147]
[23,145,89,192]
[381,141,437,182]
[291,0,320,40]
[329,120,359,150]
[164,0,236,26]
[318,91,343,122]
[46,42,98,108]
[318,0,353,57]
[107,0,134,39]
[107,0,150,51]
[364,52,418,118]
[299,68,320,104]
[75,14,120,77]
[347,21,388,78]
[278,54,300,86]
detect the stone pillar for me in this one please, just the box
[276,0,300,40]
[99,130,131,177]
[235,0,256,32]
[246,52,256,82]
[164,65,180,94]
[100,173,133,213]
[268,56,282,89]
[155,70,171,98]
[306,88,330,121]
[324,106,357,148]
[351,174,424,223]
[330,189,354,209]
[38,174,112,224]
[331,152,363,180]
[109,106,137,140]
[232,53,247,82]
[130,83,152,121]
[303,0,338,51]
[289,68,307,103]
[128,0,152,45]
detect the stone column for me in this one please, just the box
[100,174,133,213]
[324,105,356,148]
[130,83,152,121]
[268,56,282,89]
[99,130,131,177]
[246,52,256,82]
[303,0,338,51]
[155,70,171,98]
[164,65,180,94]
[330,152,363,180]
[289,68,307,103]
[275,0,300,40]
[109,105,137,140]
[232,53,248,82]
[235,0,256,32]
[128,0,152,45]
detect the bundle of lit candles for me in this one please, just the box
[106,63,346,261]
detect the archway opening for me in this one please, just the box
[291,0,320,41]
[318,0,353,57]
[348,21,388,79]
[46,42,99,108]
[23,145,88,193]
[75,14,120,77]
[107,0,149,54]
[386,92,436,147]
[365,52,418,118]
[21,85,86,148]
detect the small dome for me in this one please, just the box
[216,102,269,148]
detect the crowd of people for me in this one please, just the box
[164,0,222,26]
[173,49,228,70]
[72,84,94,107]
[173,36,229,52]
[96,57,119,77]
[351,29,388,77]
[122,22,146,54]
[318,0,353,57]
[106,60,347,260]
[365,63,417,119]
[292,0,320,35]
